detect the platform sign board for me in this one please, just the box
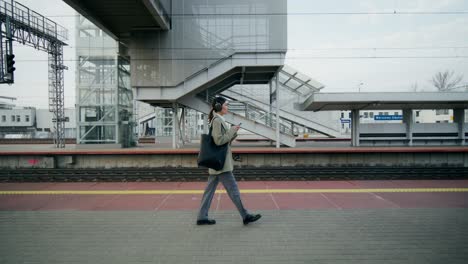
[340,118,351,123]
[374,115,402,121]
[52,117,70,122]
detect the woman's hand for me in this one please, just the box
[233,125,240,131]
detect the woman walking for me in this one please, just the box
[197,97,262,226]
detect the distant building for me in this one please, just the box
[0,100,76,138]
[1,103,465,140]
[0,107,36,133]
[35,109,76,138]
[414,109,453,124]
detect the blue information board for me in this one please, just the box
[374,115,403,121]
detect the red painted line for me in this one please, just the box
[1,181,468,211]
[1,192,467,211]
[237,138,351,142]
[2,147,468,155]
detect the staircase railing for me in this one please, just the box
[197,92,295,137]
[223,88,340,135]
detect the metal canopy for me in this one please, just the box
[299,92,468,111]
[63,0,171,39]
[279,65,324,96]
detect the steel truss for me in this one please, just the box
[0,0,68,147]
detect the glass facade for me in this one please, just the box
[76,15,135,146]
[130,0,287,88]
[152,107,203,140]
[73,0,290,146]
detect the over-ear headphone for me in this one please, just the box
[212,97,226,112]
[214,102,222,112]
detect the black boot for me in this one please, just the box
[196,219,216,225]
[243,214,262,225]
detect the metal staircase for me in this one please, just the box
[221,65,341,138]
[136,62,345,146]
[221,89,341,138]
[136,51,285,104]
[135,50,298,146]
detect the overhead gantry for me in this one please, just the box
[0,0,68,148]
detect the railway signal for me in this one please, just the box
[6,54,15,74]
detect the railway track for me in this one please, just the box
[1,167,468,182]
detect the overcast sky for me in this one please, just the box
[1,0,467,109]
[287,0,468,93]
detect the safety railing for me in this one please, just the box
[211,95,294,136]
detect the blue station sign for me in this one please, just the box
[374,115,403,121]
[340,118,351,123]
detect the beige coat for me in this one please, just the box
[208,113,238,175]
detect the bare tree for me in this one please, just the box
[431,70,463,91]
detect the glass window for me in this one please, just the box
[79,125,116,141]
[163,127,172,136]
[11,115,15,122]
[364,112,369,118]
[16,115,20,122]
[416,111,420,117]
[26,115,30,122]
[394,112,398,115]
[369,112,374,118]
[435,109,449,115]
[1,115,5,122]
[348,112,352,118]
[341,112,344,118]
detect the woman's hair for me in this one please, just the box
[208,96,227,122]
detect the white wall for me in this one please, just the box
[36,109,76,130]
[0,108,35,127]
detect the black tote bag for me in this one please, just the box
[197,122,228,170]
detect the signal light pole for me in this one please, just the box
[6,53,14,73]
